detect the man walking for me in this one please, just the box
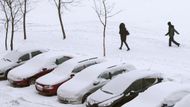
[165,22,180,47]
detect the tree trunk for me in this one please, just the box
[58,0,66,39]
[23,0,27,40]
[58,9,66,39]
[103,25,106,57]
[5,20,9,50]
[10,19,14,51]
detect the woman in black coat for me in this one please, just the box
[119,23,130,51]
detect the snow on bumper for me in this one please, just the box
[57,94,82,104]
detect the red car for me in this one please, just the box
[35,56,105,96]
[8,52,74,87]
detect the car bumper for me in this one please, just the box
[86,102,99,107]
[8,79,29,87]
[58,95,81,104]
[35,84,58,96]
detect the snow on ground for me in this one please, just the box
[0,81,84,107]
[1,0,190,107]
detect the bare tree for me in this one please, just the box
[92,0,120,56]
[18,0,30,40]
[53,0,78,39]
[5,0,22,50]
[0,0,11,50]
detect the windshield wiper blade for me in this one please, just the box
[101,88,113,95]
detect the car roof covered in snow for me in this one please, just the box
[1,49,46,62]
[122,82,190,107]
[7,51,75,80]
[36,55,105,85]
[57,61,135,96]
[101,70,163,95]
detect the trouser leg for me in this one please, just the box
[124,41,130,50]
[172,39,180,46]
[169,37,172,46]
[170,36,179,46]
[119,41,123,49]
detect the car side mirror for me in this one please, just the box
[70,74,75,78]
[42,68,47,71]
[17,59,22,63]
[130,90,137,95]
[93,81,100,85]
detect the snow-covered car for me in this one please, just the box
[122,82,190,107]
[86,70,163,107]
[57,62,136,104]
[35,56,105,96]
[174,94,190,107]
[7,51,75,87]
[0,49,46,79]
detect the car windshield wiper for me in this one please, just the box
[2,58,11,62]
[101,88,113,95]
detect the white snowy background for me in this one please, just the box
[0,0,190,107]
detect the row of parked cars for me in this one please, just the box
[0,49,190,107]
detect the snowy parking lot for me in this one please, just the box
[1,0,190,107]
[0,81,84,107]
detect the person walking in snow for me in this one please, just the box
[119,23,130,51]
[165,22,180,47]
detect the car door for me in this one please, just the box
[113,79,144,107]
[141,78,162,91]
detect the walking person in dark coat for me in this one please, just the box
[119,23,130,51]
[165,22,180,47]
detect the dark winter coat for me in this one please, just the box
[119,27,130,42]
[166,25,179,37]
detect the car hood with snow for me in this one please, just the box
[122,82,190,107]
[7,51,68,81]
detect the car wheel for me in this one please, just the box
[29,78,36,85]
[82,93,91,103]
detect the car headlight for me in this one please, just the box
[44,85,53,89]
[16,77,24,81]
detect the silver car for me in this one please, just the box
[57,62,135,104]
[0,49,46,79]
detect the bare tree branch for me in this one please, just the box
[92,0,120,56]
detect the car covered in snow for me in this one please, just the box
[35,56,105,96]
[86,70,163,107]
[0,49,46,79]
[7,51,74,87]
[57,62,136,104]
[122,82,190,107]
